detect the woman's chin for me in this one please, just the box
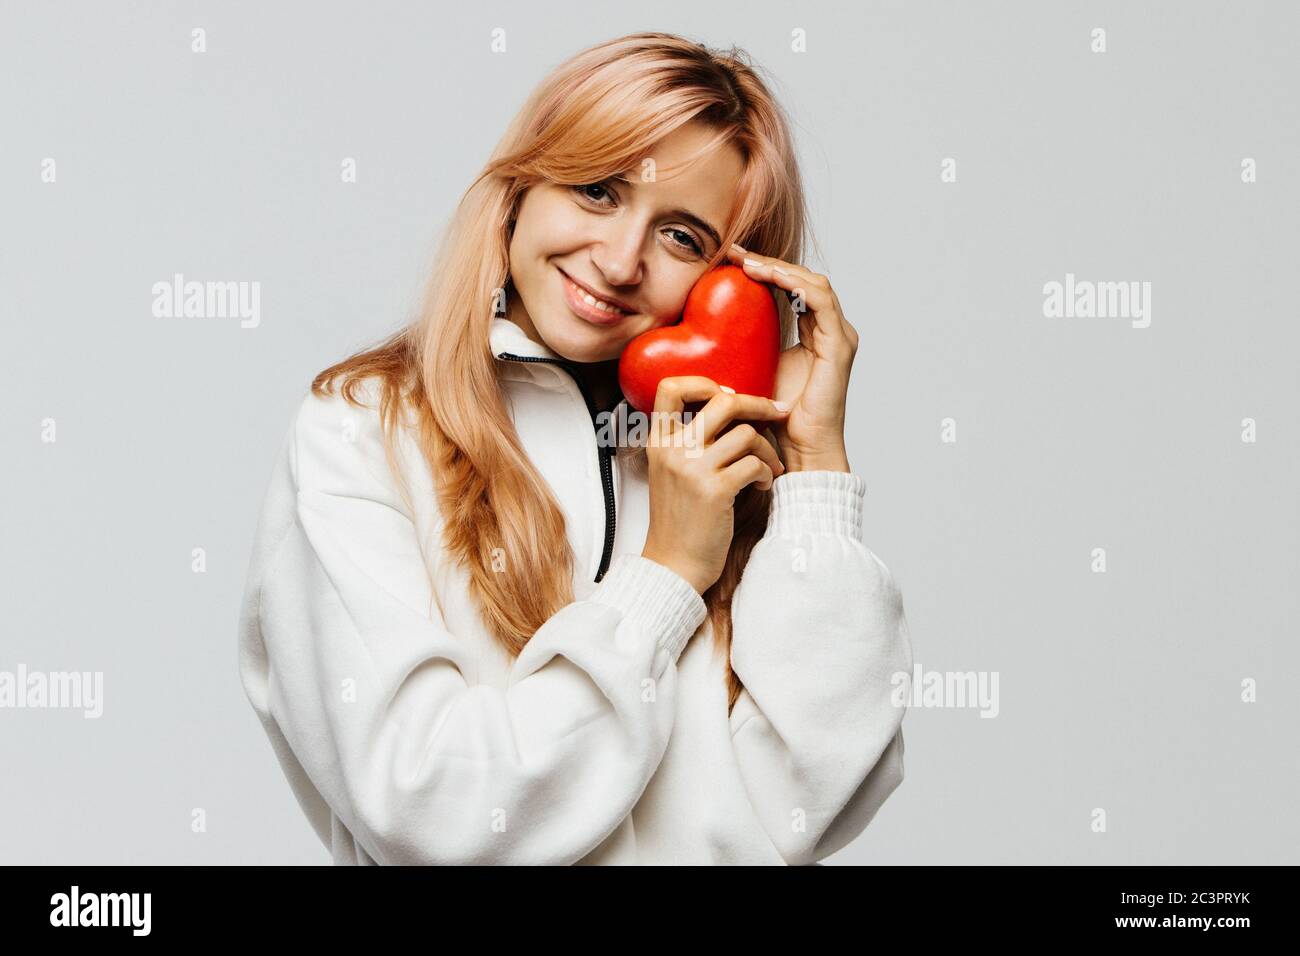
[541,319,622,364]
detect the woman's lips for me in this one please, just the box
[560,269,630,326]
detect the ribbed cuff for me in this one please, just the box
[765,470,867,541]
[588,553,707,669]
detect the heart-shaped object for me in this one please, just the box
[618,265,780,414]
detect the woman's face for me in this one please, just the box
[505,121,745,364]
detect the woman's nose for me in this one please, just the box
[590,230,644,287]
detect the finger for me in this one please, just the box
[691,389,790,445]
[827,285,860,350]
[783,278,852,358]
[652,374,721,420]
[719,455,776,495]
[727,242,811,281]
[737,253,831,297]
[739,256,839,329]
[727,244,836,324]
[728,244,822,293]
[705,422,785,478]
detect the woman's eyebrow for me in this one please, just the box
[609,173,722,249]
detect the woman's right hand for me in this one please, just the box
[639,376,791,595]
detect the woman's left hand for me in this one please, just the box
[725,243,857,473]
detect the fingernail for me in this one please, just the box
[772,399,790,411]
[719,385,735,394]
[743,258,762,269]
[730,242,747,255]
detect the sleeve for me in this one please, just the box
[727,469,913,866]
[241,388,707,865]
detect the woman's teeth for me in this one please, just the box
[571,277,626,313]
[584,293,624,313]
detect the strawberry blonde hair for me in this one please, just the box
[312,32,811,712]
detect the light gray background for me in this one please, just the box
[2,1,1296,865]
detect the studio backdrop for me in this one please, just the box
[1,0,1296,864]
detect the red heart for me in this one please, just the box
[618,265,781,414]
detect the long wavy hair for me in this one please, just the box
[311,32,811,713]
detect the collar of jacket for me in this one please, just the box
[488,314,624,583]
[489,316,585,396]
[489,315,563,363]
[489,316,627,422]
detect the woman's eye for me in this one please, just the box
[573,183,613,205]
[664,228,703,255]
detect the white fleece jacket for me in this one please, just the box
[236,315,913,865]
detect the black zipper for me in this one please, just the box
[497,352,618,583]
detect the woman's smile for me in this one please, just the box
[559,267,633,326]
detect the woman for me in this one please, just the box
[237,32,913,865]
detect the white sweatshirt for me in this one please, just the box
[236,315,914,865]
